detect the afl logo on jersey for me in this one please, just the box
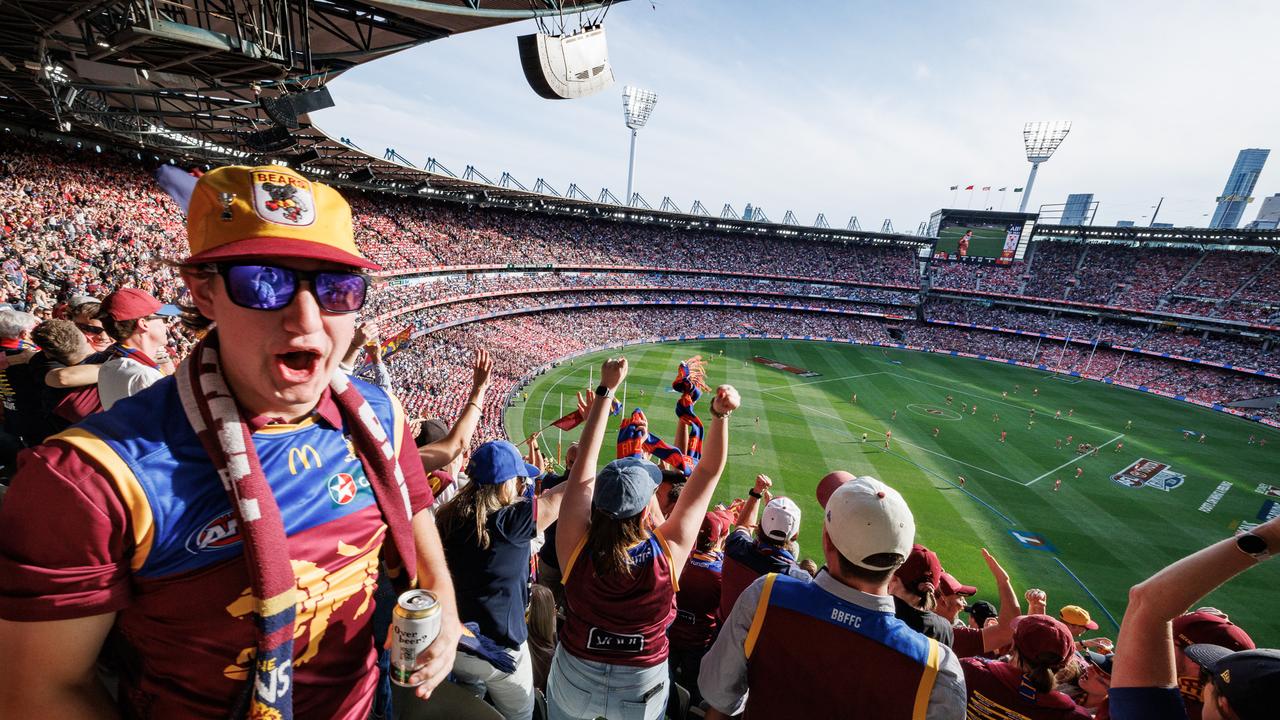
[328,472,359,505]
[186,510,242,553]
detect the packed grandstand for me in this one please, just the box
[3,138,1277,437]
[3,1,1280,715]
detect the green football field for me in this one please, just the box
[505,339,1280,644]
[935,226,1008,257]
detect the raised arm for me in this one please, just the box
[977,548,1022,652]
[1112,514,1280,689]
[734,474,772,531]
[660,384,741,573]
[536,483,568,533]
[418,349,492,471]
[340,320,378,369]
[555,358,628,570]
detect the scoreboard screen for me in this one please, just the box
[933,219,1023,264]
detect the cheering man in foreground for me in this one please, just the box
[0,165,460,718]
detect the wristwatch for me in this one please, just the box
[595,384,613,399]
[1236,532,1271,561]
[748,489,763,499]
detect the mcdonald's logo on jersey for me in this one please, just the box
[288,445,323,475]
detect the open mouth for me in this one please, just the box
[274,349,321,383]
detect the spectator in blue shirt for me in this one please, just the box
[437,440,567,720]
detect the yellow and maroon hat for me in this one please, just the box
[184,165,378,270]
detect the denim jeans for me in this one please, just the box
[546,646,668,720]
[452,641,535,720]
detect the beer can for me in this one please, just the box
[390,589,442,687]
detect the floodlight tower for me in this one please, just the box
[1018,121,1072,213]
[622,85,658,205]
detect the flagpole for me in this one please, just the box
[1000,190,1007,211]
[558,393,564,462]
[622,379,628,422]
[967,188,974,209]
[951,187,958,206]
[984,188,991,209]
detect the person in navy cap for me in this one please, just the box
[437,439,568,720]
[547,357,740,720]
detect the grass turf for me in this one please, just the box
[505,339,1280,644]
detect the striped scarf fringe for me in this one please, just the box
[176,331,417,720]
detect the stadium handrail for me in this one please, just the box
[370,285,917,325]
[374,262,923,293]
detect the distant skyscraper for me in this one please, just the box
[1210,148,1270,229]
[1060,193,1094,225]
[1245,193,1280,229]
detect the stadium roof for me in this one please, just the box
[1034,223,1280,249]
[0,1,617,150]
[0,0,952,248]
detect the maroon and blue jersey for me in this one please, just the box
[560,529,678,668]
[962,657,1093,719]
[741,573,946,720]
[0,375,431,719]
[670,550,724,651]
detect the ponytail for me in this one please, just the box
[1013,650,1064,694]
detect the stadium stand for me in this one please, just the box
[1,134,1278,720]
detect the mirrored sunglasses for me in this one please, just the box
[217,264,368,314]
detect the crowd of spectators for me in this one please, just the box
[3,137,1280,720]
[364,271,918,319]
[931,240,1279,328]
[346,191,923,286]
[925,300,1280,373]
[929,260,1028,294]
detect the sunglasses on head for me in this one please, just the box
[216,263,368,314]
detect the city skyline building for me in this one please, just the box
[1209,148,1270,229]
[1245,192,1280,229]
[1061,193,1094,225]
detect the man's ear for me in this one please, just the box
[181,267,218,321]
[1216,692,1238,720]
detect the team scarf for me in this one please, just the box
[672,357,708,464]
[617,408,694,476]
[175,330,417,720]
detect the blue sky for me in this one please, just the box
[314,0,1280,229]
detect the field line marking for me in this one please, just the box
[876,446,1017,525]
[755,370,886,390]
[760,389,1023,486]
[1052,557,1121,632]
[527,364,589,459]
[1026,434,1125,486]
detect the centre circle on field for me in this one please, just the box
[906,403,963,421]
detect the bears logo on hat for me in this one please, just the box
[252,171,316,226]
